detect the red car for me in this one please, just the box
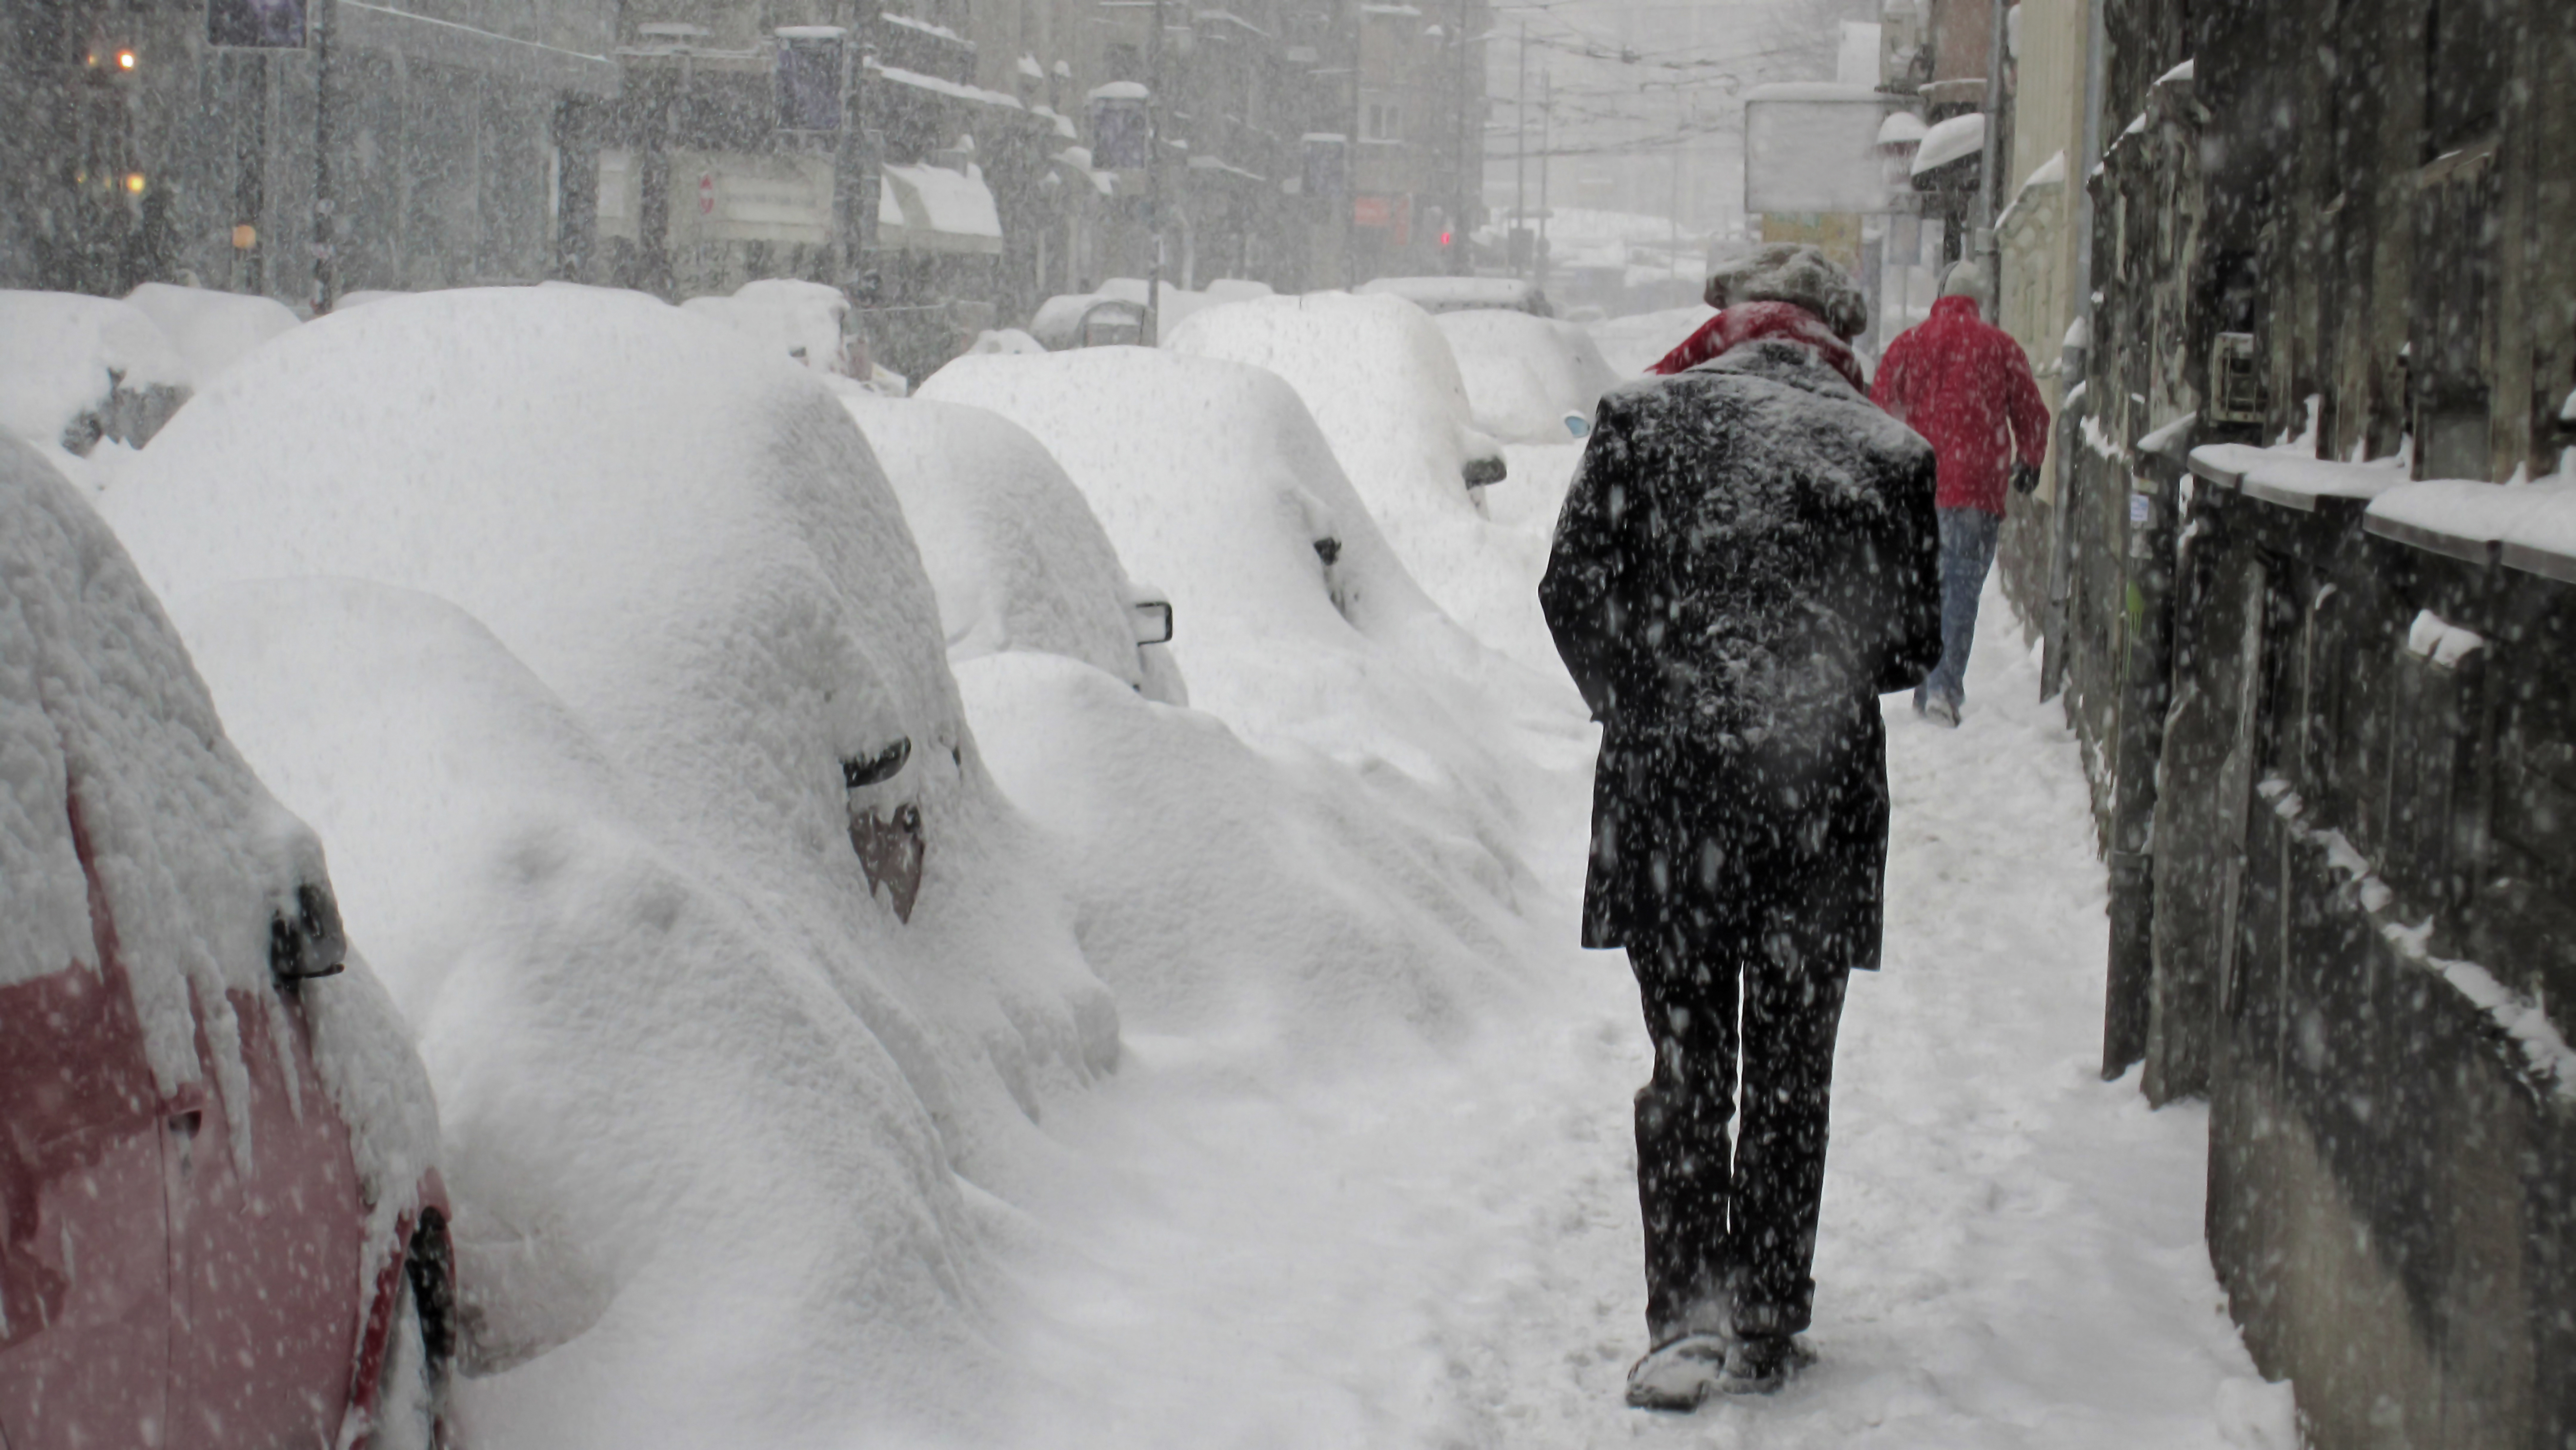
[0,435,455,1450]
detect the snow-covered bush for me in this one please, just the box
[100,286,1117,1449]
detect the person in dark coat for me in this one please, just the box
[1540,243,1941,1408]
[1869,261,2052,726]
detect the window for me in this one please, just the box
[1363,97,1400,141]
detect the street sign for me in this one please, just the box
[775,29,845,132]
[1744,83,1902,216]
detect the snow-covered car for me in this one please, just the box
[1354,274,1554,317]
[0,291,193,457]
[1026,292,1146,349]
[0,435,451,1450]
[917,346,1555,1043]
[100,287,1118,1448]
[918,346,1555,778]
[123,282,302,383]
[1027,277,1272,349]
[836,391,1188,705]
[1168,291,1508,500]
[678,276,911,394]
[1162,292,1582,662]
[1432,308,1621,444]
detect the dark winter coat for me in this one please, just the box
[1870,295,2052,516]
[1541,337,1941,960]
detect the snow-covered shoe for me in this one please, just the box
[1712,1334,1816,1395]
[1624,1334,1730,1411]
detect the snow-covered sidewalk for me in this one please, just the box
[994,576,2294,1450]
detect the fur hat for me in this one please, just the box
[1703,244,1870,341]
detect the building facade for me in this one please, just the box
[4,0,1487,380]
[2,0,619,306]
[1984,4,2576,1447]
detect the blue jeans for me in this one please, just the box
[1915,506,2001,714]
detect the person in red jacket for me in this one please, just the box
[1869,262,2052,726]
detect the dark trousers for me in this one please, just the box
[1632,924,1849,1346]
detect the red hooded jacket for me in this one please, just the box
[1648,301,1868,393]
[1869,295,2052,515]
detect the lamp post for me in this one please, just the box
[1514,21,1527,279]
[1146,0,1164,345]
[310,0,336,313]
[1972,0,2007,284]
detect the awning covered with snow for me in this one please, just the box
[1912,112,1987,177]
[876,162,1005,255]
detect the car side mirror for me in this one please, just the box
[1462,454,1507,489]
[270,881,347,991]
[1131,599,1173,645]
[842,737,910,789]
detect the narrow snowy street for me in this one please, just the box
[995,564,2293,1450]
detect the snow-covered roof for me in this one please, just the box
[1017,54,1045,79]
[774,24,848,39]
[1088,80,1149,102]
[2188,441,2408,513]
[1877,110,1928,146]
[877,162,1005,254]
[881,12,968,43]
[2018,149,2068,190]
[1912,112,1986,176]
[867,60,1024,111]
[2367,477,2576,580]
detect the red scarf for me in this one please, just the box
[1646,301,1867,392]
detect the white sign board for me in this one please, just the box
[597,149,837,247]
[1744,85,1901,216]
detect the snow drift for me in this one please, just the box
[100,286,1119,1449]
